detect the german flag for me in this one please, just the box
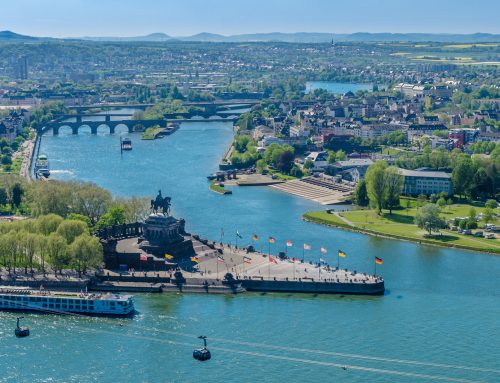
[269,236,275,244]
[253,233,258,241]
[190,256,199,263]
[338,250,346,258]
[375,257,383,265]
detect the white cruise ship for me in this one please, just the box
[0,286,134,316]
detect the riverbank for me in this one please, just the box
[303,209,500,255]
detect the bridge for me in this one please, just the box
[67,103,154,111]
[40,115,165,135]
[40,113,241,135]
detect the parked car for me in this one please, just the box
[473,231,483,237]
[485,233,495,239]
[462,229,472,235]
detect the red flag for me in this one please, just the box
[320,247,327,254]
[286,240,293,247]
[139,254,147,262]
[269,256,278,264]
[303,243,311,250]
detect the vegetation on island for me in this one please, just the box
[141,125,164,140]
[209,181,232,195]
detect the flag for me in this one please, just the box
[164,254,174,260]
[375,257,383,265]
[338,250,346,258]
[140,254,148,262]
[269,255,278,264]
[320,247,327,254]
[190,256,199,263]
[269,236,275,244]
[303,243,311,250]
[286,240,293,247]
[217,255,225,263]
[236,230,242,239]
[243,256,252,264]
[252,233,258,241]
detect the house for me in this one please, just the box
[305,151,329,171]
[330,158,374,180]
[399,169,452,196]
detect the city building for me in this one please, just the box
[398,169,452,196]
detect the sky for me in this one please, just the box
[0,0,498,37]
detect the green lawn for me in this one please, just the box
[304,203,500,254]
[141,127,164,140]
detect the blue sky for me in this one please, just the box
[1,0,498,37]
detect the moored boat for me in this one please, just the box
[0,286,134,316]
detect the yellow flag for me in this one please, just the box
[164,254,174,260]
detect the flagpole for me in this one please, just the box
[302,246,304,262]
[337,253,340,269]
[217,258,219,280]
[374,261,377,276]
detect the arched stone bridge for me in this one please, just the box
[40,116,166,135]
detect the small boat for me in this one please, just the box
[193,335,211,361]
[121,137,132,151]
[15,316,29,338]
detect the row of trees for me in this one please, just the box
[0,176,150,229]
[355,161,404,214]
[0,214,102,277]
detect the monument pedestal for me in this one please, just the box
[139,214,194,258]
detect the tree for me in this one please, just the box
[415,204,445,236]
[303,159,314,170]
[485,199,498,209]
[437,197,447,209]
[483,207,494,223]
[353,179,369,207]
[21,232,37,274]
[11,183,23,207]
[46,233,69,275]
[36,214,64,236]
[277,150,295,173]
[452,157,475,199]
[120,197,151,223]
[383,167,403,214]
[70,234,103,277]
[36,235,48,275]
[56,220,89,244]
[95,205,126,230]
[365,161,388,214]
[67,213,92,229]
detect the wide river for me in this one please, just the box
[1,121,498,382]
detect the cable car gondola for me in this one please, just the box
[15,317,30,338]
[193,335,211,361]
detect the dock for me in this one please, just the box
[270,176,353,205]
[97,237,384,295]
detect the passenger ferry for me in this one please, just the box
[121,137,132,151]
[0,286,134,316]
[34,154,50,178]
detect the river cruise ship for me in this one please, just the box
[0,286,134,316]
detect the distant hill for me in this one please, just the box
[2,30,499,43]
[80,32,500,43]
[0,30,39,41]
[80,32,171,42]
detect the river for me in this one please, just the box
[2,121,499,383]
[306,81,386,94]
